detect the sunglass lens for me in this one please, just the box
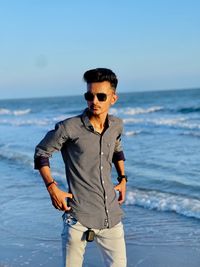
[84,92,107,102]
[97,93,107,101]
[84,92,94,101]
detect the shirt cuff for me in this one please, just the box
[112,151,125,163]
[34,156,50,169]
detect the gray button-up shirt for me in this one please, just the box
[34,109,125,229]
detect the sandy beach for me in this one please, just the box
[1,206,200,267]
[1,240,200,267]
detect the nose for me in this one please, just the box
[92,94,99,104]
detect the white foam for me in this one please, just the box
[124,106,163,115]
[0,108,31,116]
[0,118,50,126]
[13,109,31,116]
[123,117,187,126]
[149,117,186,126]
[123,116,200,130]
[0,108,11,115]
[124,130,141,136]
[126,189,200,219]
[110,106,163,116]
[52,115,72,122]
[150,118,200,130]
[123,118,144,124]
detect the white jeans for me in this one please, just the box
[61,215,127,267]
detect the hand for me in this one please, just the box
[114,179,126,205]
[47,184,73,211]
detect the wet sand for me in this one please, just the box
[1,238,200,267]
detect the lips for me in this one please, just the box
[90,104,100,110]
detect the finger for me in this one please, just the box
[62,203,71,211]
[118,192,125,204]
[51,198,63,210]
[57,203,68,211]
[61,199,71,211]
[52,201,60,210]
[118,198,124,204]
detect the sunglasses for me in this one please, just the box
[84,92,110,102]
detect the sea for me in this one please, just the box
[0,88,200,266]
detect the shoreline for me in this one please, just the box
[1,206,200,267]
[1,242,200,267]
[1,203,200,267]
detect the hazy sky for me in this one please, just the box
[0,0,200,99]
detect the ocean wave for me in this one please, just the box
[0,108,31,116]
[126,189,200,220]
[123,106,163,115]
[0,147,66,180]
[0,114,73,126]
[181,131,200,138]
[123,117,188,128]
[177,106,200,114]
[0,149,33,168]
[123,130,142,136]
[110,106,163,116]
[0,118,50,126]
[111,104,200,118]
[123,117,200,130]
[150,118,200,130]
[123,118,144,124]
[150,117,186,126]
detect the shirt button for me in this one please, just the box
[102,180,104,184]
[105,196,107,199]
[101,166,103,170]
[101,152,104,155]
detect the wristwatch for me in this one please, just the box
[117,175,128,183]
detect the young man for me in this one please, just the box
[34,68,127,267]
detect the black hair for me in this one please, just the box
[83,68,118,90]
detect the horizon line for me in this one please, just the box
[0,86,200,101]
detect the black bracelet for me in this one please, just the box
[117,175,128,183]
[46,180,56,189]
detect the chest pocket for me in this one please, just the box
[105,141,116,163]
[68,133,100,157]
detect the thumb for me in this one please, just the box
[114,184,120,191]
[62,193,73,211]
[67,193,73,199]
[63,192,73,199]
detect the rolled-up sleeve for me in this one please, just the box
[34,156,50,169]
[112,123,126,163]
[34,122,68,169]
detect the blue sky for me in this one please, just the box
[0,0,200,99]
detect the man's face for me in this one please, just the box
[85,81,118,116]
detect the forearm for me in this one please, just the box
[39,166,55,187]
[38,166,72,211]
[114,160,125,176]
[114,160,127,204]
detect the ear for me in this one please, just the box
[111,93,118,105]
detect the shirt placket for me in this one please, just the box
[100,134,110,228]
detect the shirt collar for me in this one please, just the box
[81,108,115,131]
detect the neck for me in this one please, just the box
[88,111,108,133]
